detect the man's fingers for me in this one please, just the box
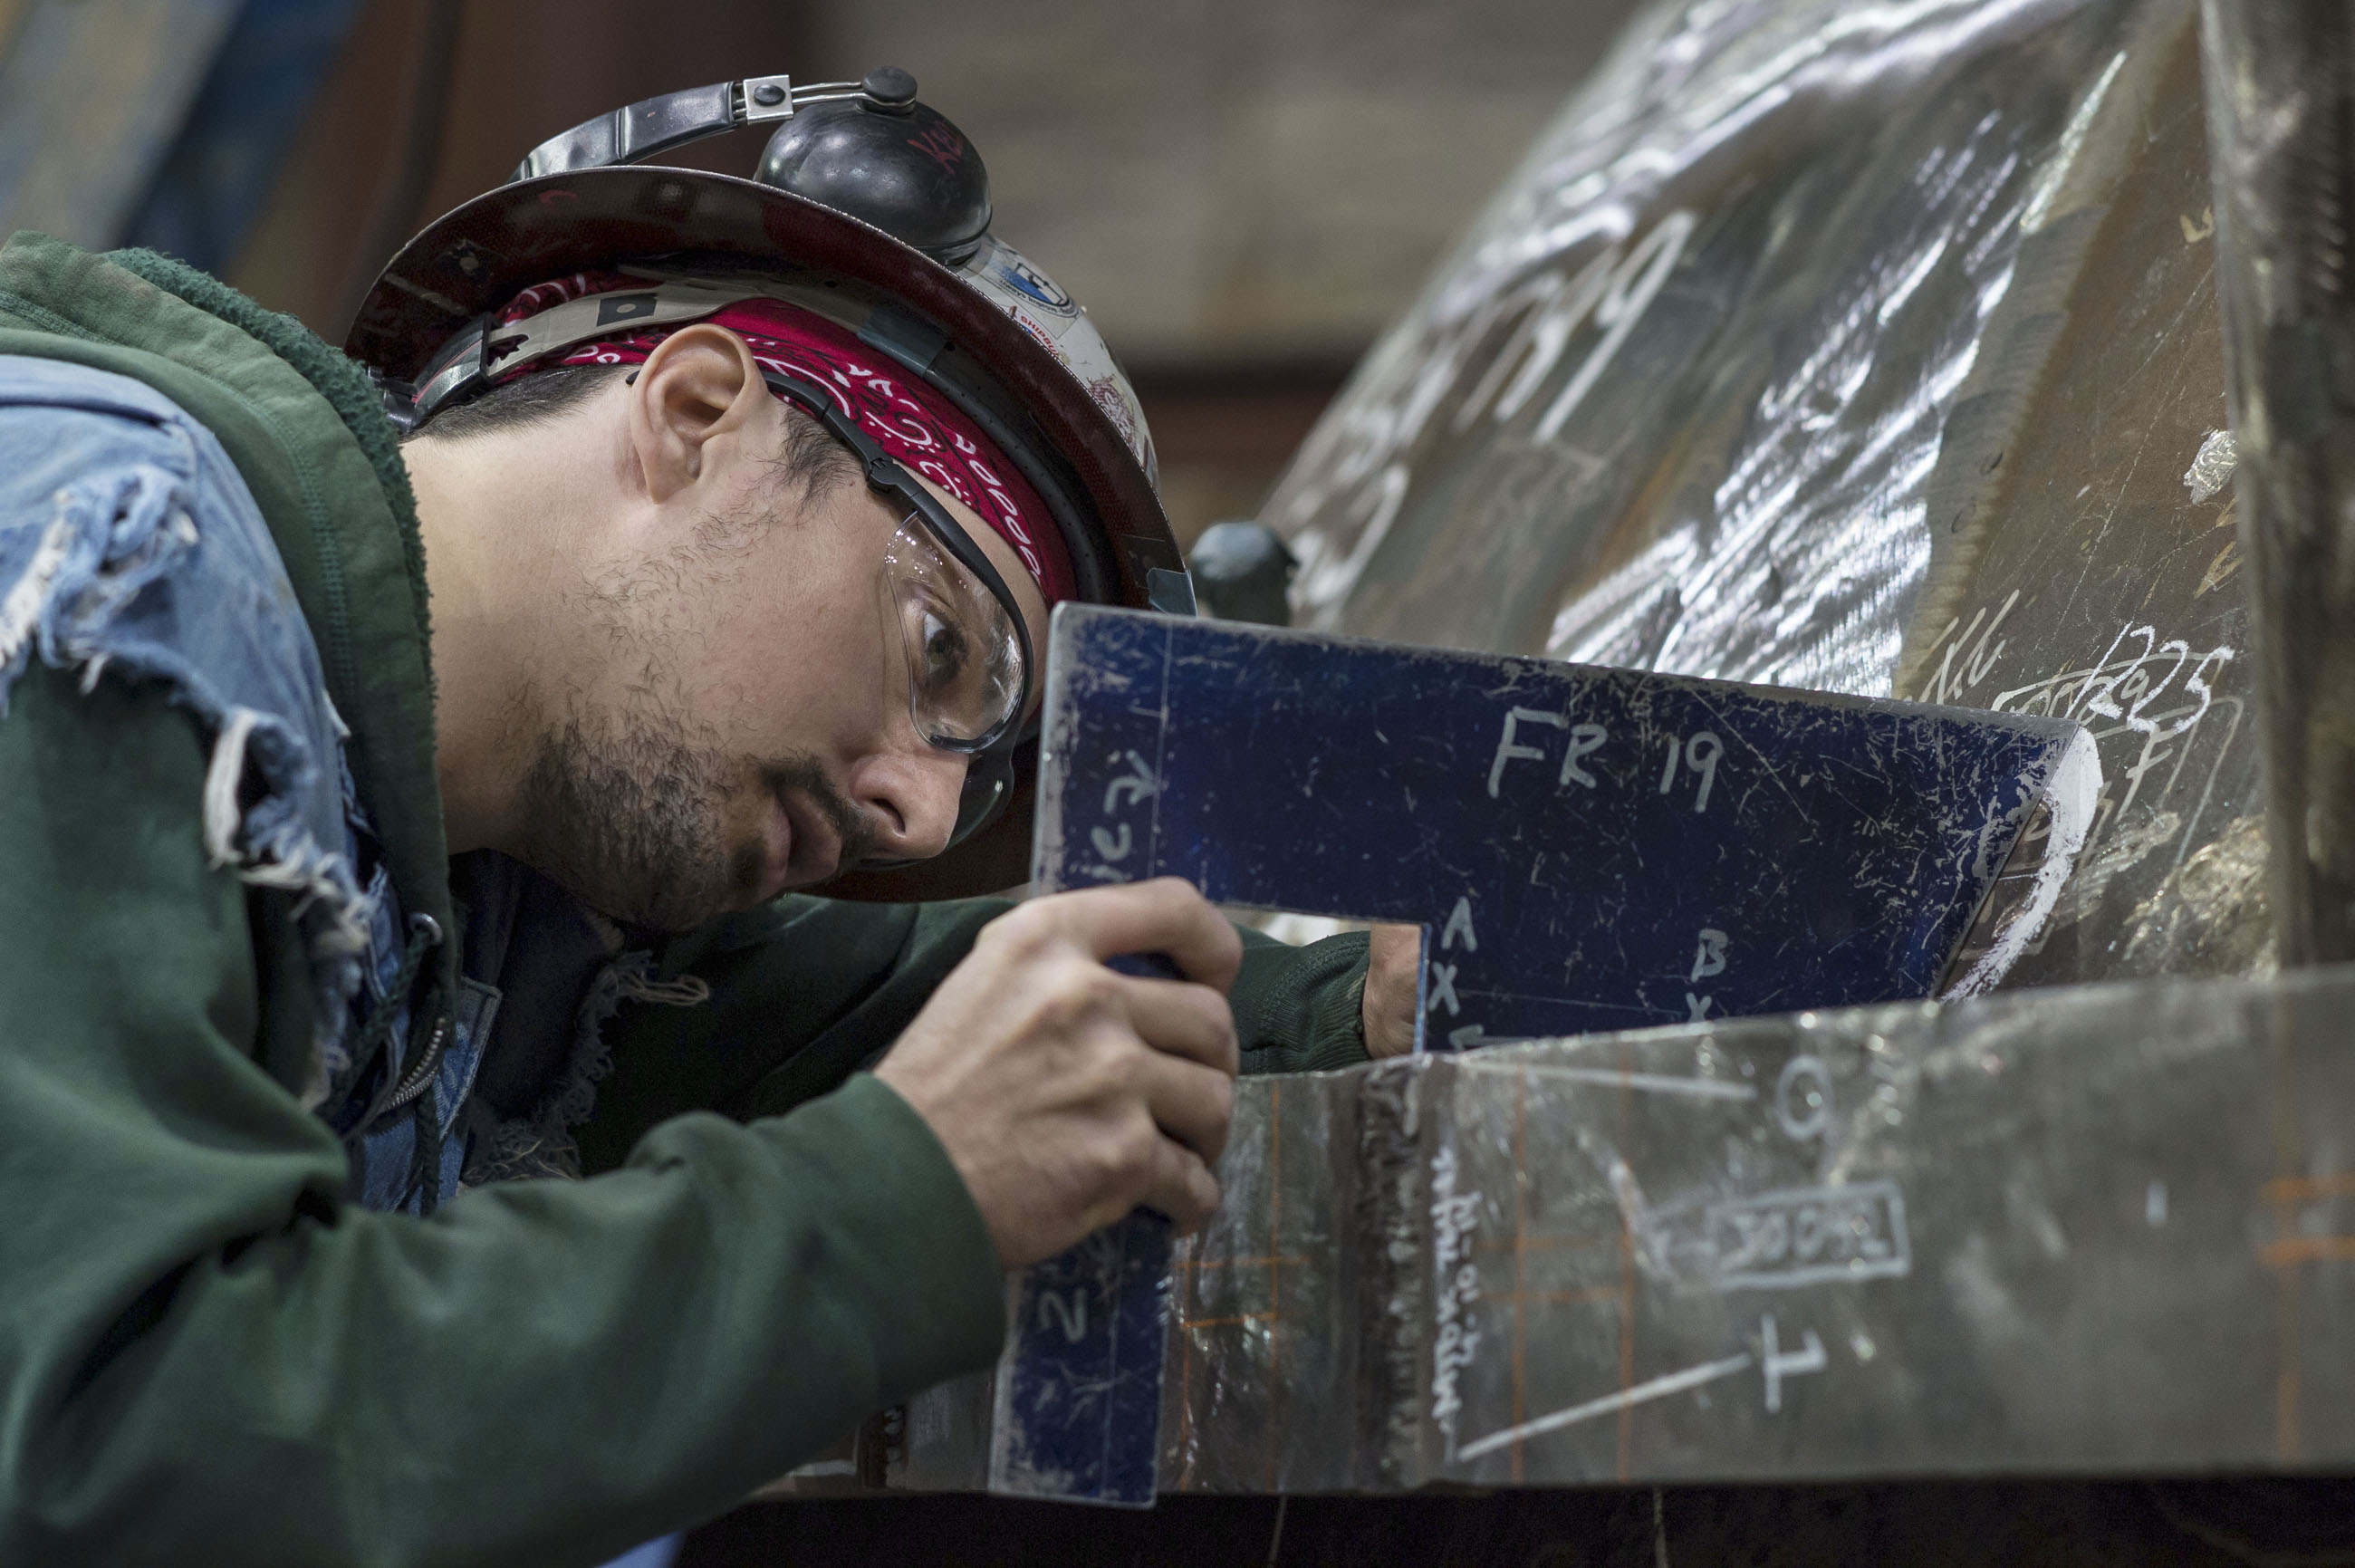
[1137,1135,1221,1235]
[1112,974,1239,1075]
[1042,879,1244,991]
[1135,1050,1235,1169]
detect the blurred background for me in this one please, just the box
[0,0,1639,544]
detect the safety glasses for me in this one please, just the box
[760,371,1035,756]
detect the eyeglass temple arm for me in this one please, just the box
[508,75,862,184]
[759,370,1037,752]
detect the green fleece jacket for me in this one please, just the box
[0,235,1370,1567]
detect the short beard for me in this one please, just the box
[513,701,754,933]
[512,698,882,933]
[512,476,883,931]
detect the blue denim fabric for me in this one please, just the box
[0,356,489,1210]
[0,356,373,1073]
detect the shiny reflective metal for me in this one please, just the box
[994,601,2091,1506]
[905,960,2355,1491]
[2198,1,2355,966]
[1264,0,2268,992]
[870,0,2355,1505]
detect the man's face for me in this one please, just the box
[514,440,1049,932]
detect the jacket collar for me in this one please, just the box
[0,233,455,996]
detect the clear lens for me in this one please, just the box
[881,515,1026,747]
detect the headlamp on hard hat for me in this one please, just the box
[350,63,1193,896]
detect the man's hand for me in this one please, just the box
[1362,923,1421,1058]
[873,878,1243,1271]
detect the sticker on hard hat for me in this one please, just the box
[994,251,1079,318]
[957,235,1158,483]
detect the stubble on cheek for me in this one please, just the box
[513,699,747,931]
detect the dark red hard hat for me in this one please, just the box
[344,71,1196,899]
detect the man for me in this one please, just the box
[0,72,1413,1564]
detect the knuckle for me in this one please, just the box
[1208,1073,1235,1126]
[1028,958,1117,1032]
[1106,1125,1158,1189]
[989,903,1053,950]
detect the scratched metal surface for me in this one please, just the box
[902,962,2355,1491]
[913,0,2293,1506]
[2198,1,2355,969]
[1036,605,2096,1037]
[1264,0,2267,988]
[982,603,2089,1504]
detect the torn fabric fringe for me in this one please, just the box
[0,461,374,1095]
[466,949,710,1185]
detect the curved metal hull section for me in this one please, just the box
[1267,0,2263,990]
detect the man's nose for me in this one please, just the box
[849,746,966,862]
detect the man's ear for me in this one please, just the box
[625,323,778,505]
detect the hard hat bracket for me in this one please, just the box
[508,74,864,184]
[351,67,1185,897]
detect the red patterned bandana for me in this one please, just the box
[490,272,1076,604]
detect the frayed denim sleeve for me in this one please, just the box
[0,357,369,1092]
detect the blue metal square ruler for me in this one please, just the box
[986,605,2096,1506]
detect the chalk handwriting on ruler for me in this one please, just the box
[1287,210,1699,626]
[1658,730,1723,813]
[1427,962,1462,1016]
[1687,927,1727,1021]
[1036,1289,1087,1343]
[1431,897,1482,1042]
[1689,928,1728,982]
[1760,1313,1826,1412]
[1103,750,1158,813]
[1087,750,1158,880]
[1486,707,1609,798]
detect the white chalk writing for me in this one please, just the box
[1441,896,1479,953]
[1708,1179,1911,1291]
[1084,748,1159,881]
[1560,723,1607,788]
[1454,1350,1754,1461]
[1488,707,1566,797]
[1431,1144,1484,1449]
[1103,750,1158,813]
[1037,1289,1088,1343]
[1487,706,1614,797]
[1774,1054,1832,1141]
[1427,960,1462,1016]
[1655,729,1723,813]
[1760,1313,1826,1412]
[1689,928,1728,983]
[1289,212,1697,629]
